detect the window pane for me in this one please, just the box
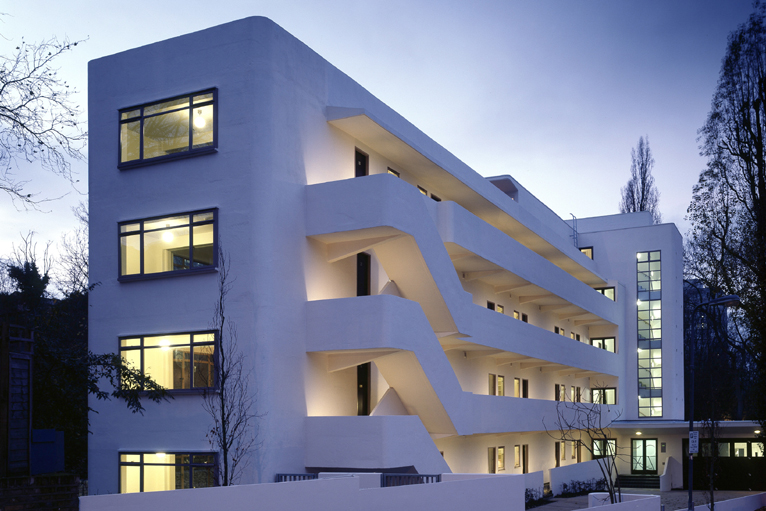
[121,121,141,162]
[144,347,175,388]
[719,443,730,457]
[193,212,214,223]
[733,442,747,457]
[192,224,215,267]
[753,442,764,457]
[120,234,141,276]
[192,105,214,149]
[144,215,190,231]
[120,465,140,493]
[144,97,189,116]
[172,347,192,389]
[143,111,190,159]
[121,223,140,233]
[121,454,141,463]
[193,333,215,344]
[193,93,214,104]
[122,349,141,373]
[175,465,190,489]
[144,453,175,464]
[144,227,190,274]
[145,334,191,347]
[193,467,216,488]
[121,109,141,120]
[144,465,175,492]
[121,338,140,347]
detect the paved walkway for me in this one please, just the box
[534,489,762,511]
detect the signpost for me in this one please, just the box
[689,431,699,454]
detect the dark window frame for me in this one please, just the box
[592,387,617,405]
[591,337,616,353]
[580,247,594,259]
[118,208,218,282]
[637,250,663,417]
[595,287,616,300]
[119,451,218,493]
[592,438,616,459]
[119,330,218,393]
[118,89,218,169]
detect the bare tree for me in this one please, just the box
[57,201,89,295]
[544,387,625,504]
[0,35,86,207]
[619,136,662,224]
[202,247,262,486]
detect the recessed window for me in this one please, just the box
[496,304,505,314]
[487,301,495,311]
[514,445,521,468]
[513,310,520,320]
[120,332,216,390]
[417,185,428,195]
[592,439,616,459]
[430,193,442,202]
[387,167,400,177]
[119,89,217,168]
[497,375,505,396]
[487,447,497,474]
[592,337,616,353]
[592,387,616,405]
[120,452,216,493]
[596,287,616,300]
[521,313,528,323]
[497,446,505,471]
[580,247,594,259]
[488,374,497,396]
[119,209,217,280]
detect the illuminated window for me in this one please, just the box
[488,374,497,396]
[497,446,505,471]
[637,251,662,417]
[514,445,520,467]
[120,452,216,493]
[513,310,520,320]
[120,332,216,390]
[497,375,505,396]
[496,304,505,314]
[387,168,400,177]
[595,287,616,300]
[592,387,616,405]
[591,337,616,353]
[592,439,616,459]
[119,90,216,167]
[488,447,496,473]
[580,247,593,259]
[119,209,216,280]
[417,185,428,195]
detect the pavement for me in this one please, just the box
[534,489,762,511]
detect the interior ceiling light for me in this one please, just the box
[194,109,206,128]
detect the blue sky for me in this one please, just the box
[1,0,755,261]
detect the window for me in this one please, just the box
[387,167,400,177]
[119,90,216,167]
[430,193,442,202]
[514,378,520,398]
[595,287,616,300]
[487,301,496,311]
[497,446,505,471]
[522,313,528,323]
[119,209,217,279]
[120,452,216,493]
[575,386,582,402]
[513,310,520,320]
[514,445,521,468]
[488,447,496,474]
[522,379,529,398]
[496,304,505,314]
[488,374,497,396]
[555,442,560,467]
[555,383,566,401]
[120,332,216,390]
[571,441,578,460]
[561,441,566,461]
[497,375,505,396]
[417,185,428,195]
[637,251,662,417]
[580,247,593,259]
[592,439,616,459]
[554,326,562,335]
[591,337,616,353]
[592,387,616,405]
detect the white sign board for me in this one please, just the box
[689,431,699,454]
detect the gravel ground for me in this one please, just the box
[535,489,762,511]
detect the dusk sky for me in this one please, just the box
[1,0,756,265]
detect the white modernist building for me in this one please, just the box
[88,16,732,496]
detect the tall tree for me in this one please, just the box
[0,36,86,206]
[619,136,662,224]
[687,2,766,436]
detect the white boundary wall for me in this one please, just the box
[549,459,607,496]
[676,493,766,511]
[588,493,660,511]
[80,473,525,511]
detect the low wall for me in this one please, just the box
[588,493,660,511]
[676,493,766,511]
[550,460,607,496]
[659,457,682,491]
[80,472,526,511]
[524,471,544,493]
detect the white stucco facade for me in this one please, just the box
[88,17,688,495]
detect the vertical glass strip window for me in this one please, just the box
[637,251,662,417]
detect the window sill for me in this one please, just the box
[119,266,217,283]
[118,147,217,170]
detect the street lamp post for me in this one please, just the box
[687,294,740,511]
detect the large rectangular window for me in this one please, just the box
[592,439,616,459]
[592,387,616,405]
[119,90,217,167]
[120,452,216,493]
[591,337,616,353]
[637,251,662,417]
[119,209,217,279]
[120,332,216,390]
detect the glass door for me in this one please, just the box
[631,439,658,474]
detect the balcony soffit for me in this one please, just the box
[326,108,607,287]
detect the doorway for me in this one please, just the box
[631,438,658,474]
